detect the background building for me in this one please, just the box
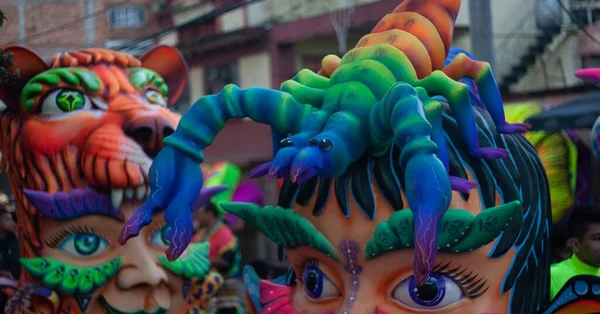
[0,0,158,57]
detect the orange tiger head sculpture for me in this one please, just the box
[0,46,223,314]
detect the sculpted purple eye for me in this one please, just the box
[392,273,464,309]
[301,263,340,301]
[408,274,447,306]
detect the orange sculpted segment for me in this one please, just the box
[372,12,446,71]
[356,29,432,78]
[393,0,461,55]
[318,0,461,78]
[319,55,342,78]
[441,53,488,82]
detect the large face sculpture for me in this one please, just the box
[231,102,549,313]
[0,46,223,313]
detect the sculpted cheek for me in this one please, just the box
[22,114,105,155]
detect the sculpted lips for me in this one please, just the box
[102,298,167,314]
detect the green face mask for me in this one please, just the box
[20,256,122,295]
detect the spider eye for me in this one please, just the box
[309,139,318,146]
[318,139,333,151]
[280,138,293,147]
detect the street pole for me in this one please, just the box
[469,0,495,70]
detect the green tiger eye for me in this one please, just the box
[56,90,86,112]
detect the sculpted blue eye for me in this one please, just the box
[151,225,170,248]
[59,233,109,257]
[391,273,464,309]
[302,263,340,301]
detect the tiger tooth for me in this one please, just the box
[125,188,134,200]
[136,185,147,200]
[111,189,124,209]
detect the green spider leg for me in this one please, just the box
[414,71,508,160]
[280,69,330,108]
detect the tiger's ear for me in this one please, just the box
[139,45,188,106]
[0,45,49,111]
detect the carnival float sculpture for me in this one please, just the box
[0,45,227,313]
[118,0,563,313]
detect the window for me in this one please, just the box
[582,56,600,68]
[571,0,600,25]
[109,6,146,28]
[204,63,239,95]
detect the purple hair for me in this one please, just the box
[225,182,264,227]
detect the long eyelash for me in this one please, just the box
[434,261,490,299]
[291,253,319,282]
[45,225,108,248]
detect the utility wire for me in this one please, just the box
[114,0,318,52]
[111,0,265,52]
[1,0,135,46]
[556,0,600,47]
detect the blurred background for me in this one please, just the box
[1,0,600,266]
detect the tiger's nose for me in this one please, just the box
[124,114,176,158]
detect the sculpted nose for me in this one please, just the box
[125,114,176,157]
[117,236,169,289]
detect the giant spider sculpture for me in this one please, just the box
[120,0,528,286]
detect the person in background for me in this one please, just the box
[192,201,242,314]
[551,220,572,264]
[0,193,18,279]
[0,193,19,312]
[550,205,600,300]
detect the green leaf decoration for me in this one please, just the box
[129,68,168,95]
[20,257,122,295]
[450,201,523,252]
[365,200,522,259]
[21,68,102,110]
[159,242,211,279]
[221,202,339,261]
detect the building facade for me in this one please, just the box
[0,0,158,57]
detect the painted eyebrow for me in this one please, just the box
[23,189,124,222]
[129,68,168,95]
[220,202,339,261]
[364,200,523,260]
[21,68,102,111]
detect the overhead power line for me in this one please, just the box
[111,0,265,52]
[1,0,135,46]
[556,0,600,48]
